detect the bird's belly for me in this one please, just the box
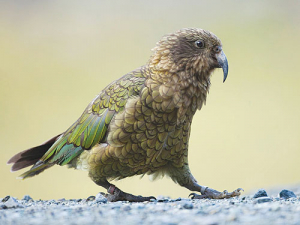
[83,120,189,180]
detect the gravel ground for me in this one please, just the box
[1,188,300,225]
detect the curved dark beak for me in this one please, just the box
[216,50,229,82]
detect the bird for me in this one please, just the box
[8,28,243,202]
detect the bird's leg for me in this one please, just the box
[93,179,155,202]
[169,164,243,199]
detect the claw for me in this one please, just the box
[189,193,207,199]
[189,193,196,199]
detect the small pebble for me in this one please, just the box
[254,197,272,204]
[3,196,22,208]
[253,189,268,198]
[158,199,168,202]
[279,190,297,199]
[22,195,33,201]
[2,196,10,202]
[0,204,7,209]
[157,195,170,202]
[183,202,193,209]
[95,193,108,203]
[86,196,95,201]
[121,205,131,211]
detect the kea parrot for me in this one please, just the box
[8,28,243,202]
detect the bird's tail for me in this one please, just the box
[7,134,62,178]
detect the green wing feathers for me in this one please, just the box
[17,70,146,178]
[41,109,115,165]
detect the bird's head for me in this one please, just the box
[149,28,228,82]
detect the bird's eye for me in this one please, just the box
[195,40,205,48]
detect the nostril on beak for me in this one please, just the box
[214,46,222,53]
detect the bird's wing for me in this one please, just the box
[20,70,146,178]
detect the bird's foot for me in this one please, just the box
[189,187,244,199]
[105,185,156,202]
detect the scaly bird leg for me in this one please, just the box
[93,179,155,202]
[169,164,243,199]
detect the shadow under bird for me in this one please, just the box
[8,28,243,202]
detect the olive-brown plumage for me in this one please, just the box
[8,28,242,201]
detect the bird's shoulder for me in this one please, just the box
[91,67,147,114]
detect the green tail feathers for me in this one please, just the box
[18,163,54,179]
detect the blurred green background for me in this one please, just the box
[1,0,300,200]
